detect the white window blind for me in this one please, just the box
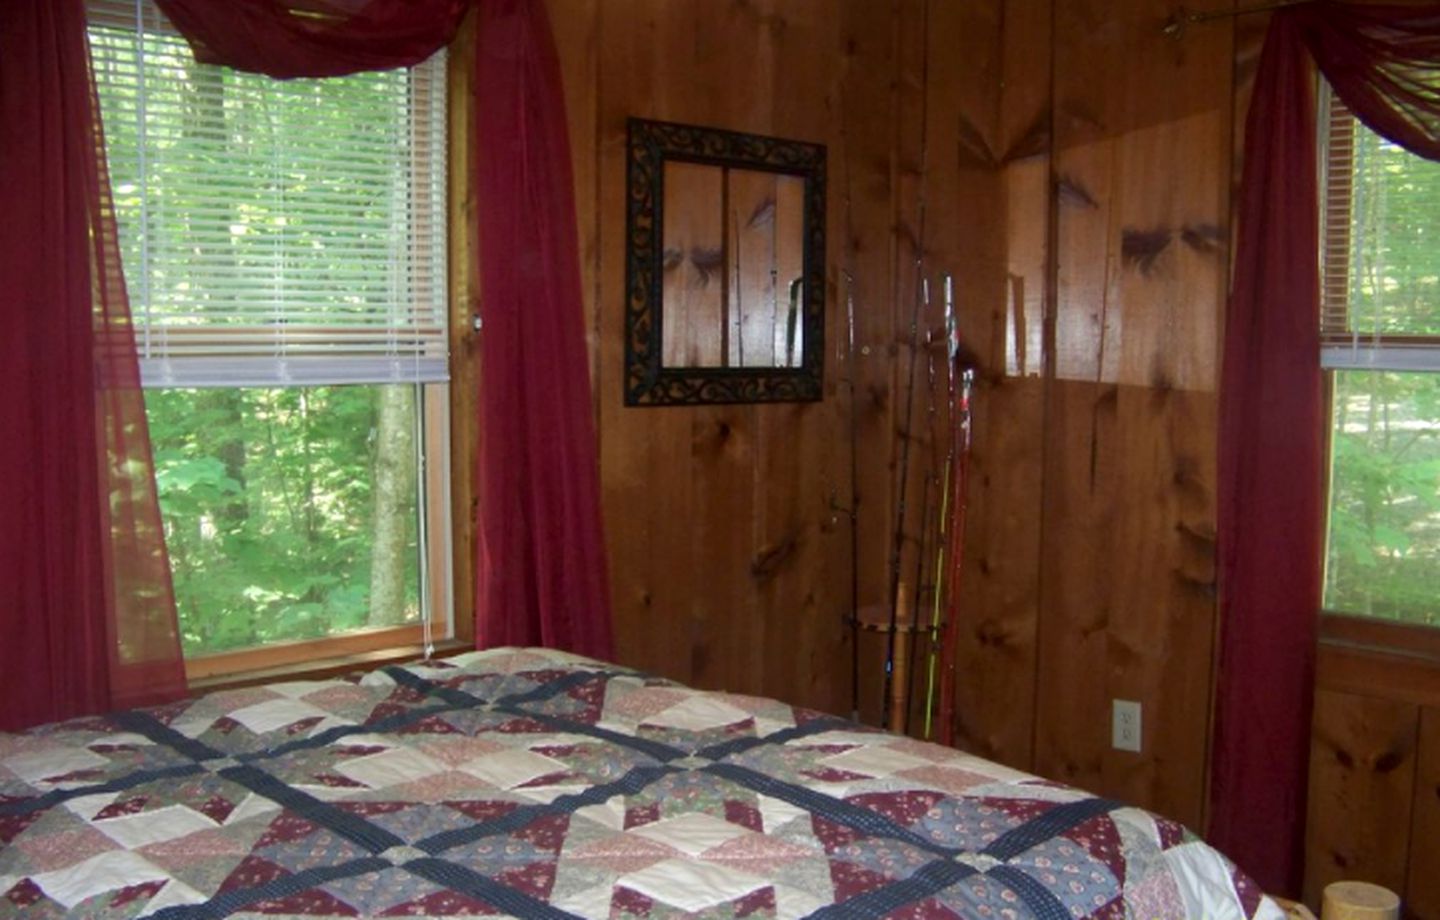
[88,0,448,387]
[1320,83,1440,372]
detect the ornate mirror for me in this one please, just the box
[624,118,826,406]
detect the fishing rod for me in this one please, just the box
[905,277,946,736]
[922,275,958,739]
[842,270,861,722]
[904,469,931,737]
[831,28,866,723]
[936,355,977,747]
[881,273,929,731]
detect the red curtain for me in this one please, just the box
[155,0,467,78]
[0,0,186,731]
[471,0,614,659]
[153,0,615,659]
[1211,1,1440,896]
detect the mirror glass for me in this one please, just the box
[626,119,825,406]
[661,164,806,369]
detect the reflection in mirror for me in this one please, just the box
[625,118,825,406]
[661,164,805,369]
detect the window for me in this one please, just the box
[1320,85,1440,629]
[88,1,453,675]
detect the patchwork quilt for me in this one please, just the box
[0,647,1282,919]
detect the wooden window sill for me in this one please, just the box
[1318,613,1440,708]
[187,638,473,694]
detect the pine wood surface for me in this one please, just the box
[1304,690,1419,909]
[944,0,1047,767]
[587,0,871,717]
[1407,708,1440,920]
[1012,0,1232,832]
[1307,646,1440,919]
[447,10,478,647]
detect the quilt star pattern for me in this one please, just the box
[0,647,1282,919]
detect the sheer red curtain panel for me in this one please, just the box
[0,0,186,731]
[0,0,615,733]
[1211,0,1440,896]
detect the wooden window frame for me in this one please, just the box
[1318,613,1440,708]
[1318,82,1440,664]
[90,1,472,685]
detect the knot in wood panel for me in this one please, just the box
[1120,227,1173,276]
[750,533,800,581]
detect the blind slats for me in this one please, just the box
[88,0,449,388]
[1320,83,1440,370]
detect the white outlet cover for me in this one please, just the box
[1112,699,1142,753]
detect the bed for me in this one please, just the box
[0,647,1282,918]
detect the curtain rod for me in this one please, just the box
[1162,0,1314,39]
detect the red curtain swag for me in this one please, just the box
[154,0,468,78]
[1211,1,1440,896]
[150,0,616,660]
[0,0,186,731]
[0,0,613,731]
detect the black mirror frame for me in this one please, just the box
[624,117,826,406]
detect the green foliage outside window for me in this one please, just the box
[148,386,420,655]
[1327,371,1440,627]
[1323,119,1440,628]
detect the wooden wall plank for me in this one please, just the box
[752,1,851,716]
[584,0,903,717]
[1310,630,1440,914]
[595,0,702,688]
[839,0,908,726]
[1033,0,1232,831]
[949,0,1047,767]
[1408,706,1440,920]
[1304,689,1420,906]
[670,3,766,700]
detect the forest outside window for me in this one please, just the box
[89,1,453,676]
[1320,85,1440,631]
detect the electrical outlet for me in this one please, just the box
[1112,699,1142,752]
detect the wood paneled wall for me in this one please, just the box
[532,2,1437,899]
[1305,631,1440,915]
[1037,0,1234,832]
[542,0,969,722]
[541,0,1240,832]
